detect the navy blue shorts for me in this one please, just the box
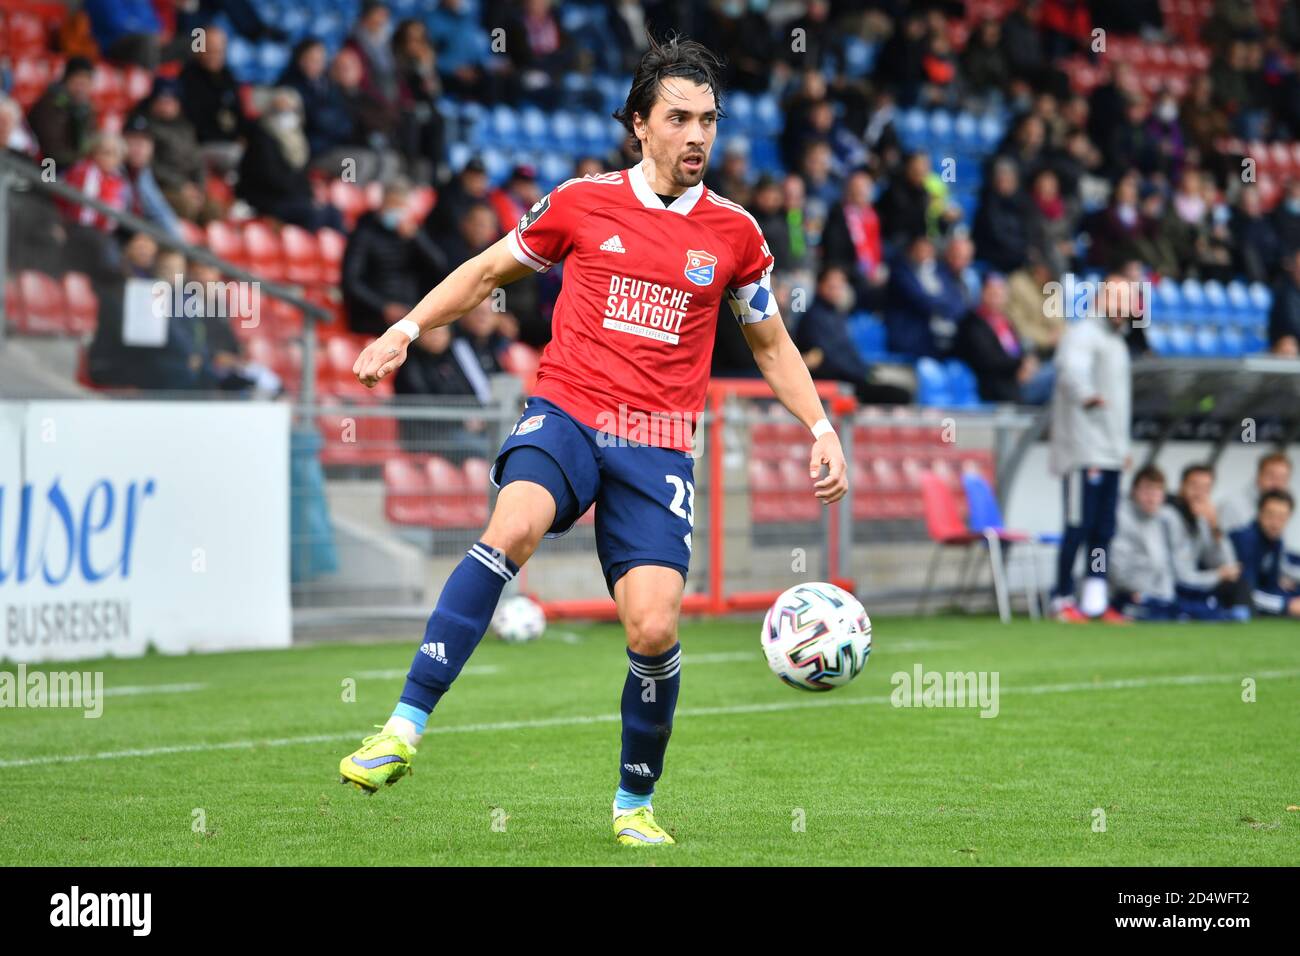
[489,396,695,595]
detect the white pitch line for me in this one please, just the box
[0,669,1296,770]
[682,651,759,665]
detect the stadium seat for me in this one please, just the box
[206,221,248,269]
[384,455,435,525]
[62,272,98,335]
[281,225,323,284]
[242,221,286,281]
[319,412,399,467]
[317,228,346,284]
[17,270,66,335]
[917,471,1012,624]
[961,469,1046,618]
[915,357,953,407]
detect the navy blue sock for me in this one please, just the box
[617,643,681,801]
[396,541,519,720]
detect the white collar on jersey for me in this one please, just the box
[627,160,704,215]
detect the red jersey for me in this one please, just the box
[506,163,775,452]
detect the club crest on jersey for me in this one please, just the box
[683,249,717,286]
[514,414,545,436]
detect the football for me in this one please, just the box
[492,595,547,643]
[760,583,872,691]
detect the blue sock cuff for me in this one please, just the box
[614,785,654,811]
[391,701,430,734]
[469,541,519,580]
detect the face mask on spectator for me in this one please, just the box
[1288,198,1300,215]
[1155,100,1178,123]
[381,209,403,231]
[272,111,300,132]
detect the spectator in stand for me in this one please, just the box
[84,0,187,70]
[487,164,542,236]
[973,158,1032,273]
[1180,74,1231,164]
[961,18,1011,107]
[1229,490,1300,618]
[1086,172,1143,271]
[0,94,38,160]
[953,273,1055,405]
[455,299,513,378]
[186,259,281,394]
[874,11,928,106]
[88,236,201,390]
[797,139,840,217]
[779,173,814,272]
[27,56,96,171]
[282,40,398,184]
[1268,248,1300,356]
[392,314,497,462]
[427,0,495,100]
[235,88,343,231]
[425,157,491,236]
[884,233,963,359]
[877,151,932,247]
[58,133,130,238]
[1143,89,1187,182]
[1007,251,1064,356]
[121,116,183,241]
[1103,96,1154,179]
[1219,452,1294,535]
[434,201,502,276]
[1026,167,1077,275]
[1164,463,1246,612]
[345,1,401,121]
[1271,179,1300,255]
[342,177,446,338]
[178,25,248,169]
[821,169,885,297]
[793,265,911,405]
[705,139,753,207]
[750,176,794,275]
[1039,0,1093,59]
[996,113,1049,184]
[501,0,575,103]
[940,230,981,313]
[392,18,447,182]
[135,77,212,224]
[1231,185,1280,284]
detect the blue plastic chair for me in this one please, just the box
[961,470,1057,618]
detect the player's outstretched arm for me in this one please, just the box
[741,311,848,504]
[353,235,535,387]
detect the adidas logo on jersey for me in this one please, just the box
[600,234,626,254]
[623,762,654,777]
[420,642,448,664]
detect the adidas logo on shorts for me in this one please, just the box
[420,641,448,664]
[600,234,626,254]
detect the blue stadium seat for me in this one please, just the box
[226,35,256,82]
[550,111,579,153]
[1166,324,1195,356]
[915,358,953,407]
[929,110,953,142]
[954,110,979,146]
[1219,326,1245,356]
[944,359,980,407]
[579,113,610,153]
[1201,279,1227,325]
[1145,324,1170,354]
[754,94,781,136]
[1152,279,1181,324]
[977,113,1003,148]
[849,314,887,358]
[899,108,926,146]
[491,105,520,148]
[258,42,291,83]
[1193,325,1220,355]
[1179,278,1206,323]
[728,91,754,129]
[1244,324,1268,353]
[520,106,547,148]
[1248,281,1272,316]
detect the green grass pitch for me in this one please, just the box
[1,615,1296,866]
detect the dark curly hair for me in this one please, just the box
[613,33,726,154]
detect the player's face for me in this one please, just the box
[638,77,717,190]
[1259,500,1291,540]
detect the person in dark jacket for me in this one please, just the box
[973,158,1032,273]
[135,77,210,222]
[954,273,1054,404]
[1268,248,1300,356]
[884,233,964,359]
[794,265,910,404]
[1229,490,1300,618]
[178,26,247,153]
[876,151,932,246]
[235,88,343,231]
[26,56,96,170]
[342,178,445,337]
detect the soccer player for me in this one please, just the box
[337,36,848,846]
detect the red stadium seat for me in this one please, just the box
[317,228,345,284]
[425,455,477,527]
[242,220,286,281]
[8,13,48,58]
[206,221,247,269]
[384,455,435,525]
[17,270,67,334]
[62,272,98,335]
[281,225,323,284]
[319,413,399,467]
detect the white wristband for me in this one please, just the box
[811,417,835,439]
[391,318,421,342]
